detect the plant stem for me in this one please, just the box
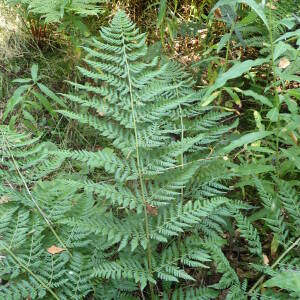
[224,21,235,71]
[122,33,155,299]
[1,242,60,300]
[249,236,300,295]
[4,138,71,256]
[267,0,280,174]
[178,83,184,203]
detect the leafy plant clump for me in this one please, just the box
[0,10,251,299]
[1,1,300,299]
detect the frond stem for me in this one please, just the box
[248,236,300,294]
[0,242,60,300]
[121,31,155,299]
[3,137,71,256]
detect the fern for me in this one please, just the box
[56,10,239,297]
[0,125,63,185]
[254,177,289,246]
[0,179,97,299]
[160,286,219,300]
[0,10,245,299]
[278,179,300,229]
[234,212,262,257]
[5,0,104,23]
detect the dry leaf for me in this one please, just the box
[266,3,276,9]
[47,245,65,255]
[0,196,9,204]
[236,267,246,278]
[97,111,105,117]
[214,8,222,18]
[278,57,290,69]
[146,203,158,216]
[289,131,298,145]
[197,29,208,39]
[263,254,269,265]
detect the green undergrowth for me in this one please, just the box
[1,0,300,299]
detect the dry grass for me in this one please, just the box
[0,1,27,60]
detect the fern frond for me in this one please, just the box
[234,212,262,257]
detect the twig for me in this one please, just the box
[248,236,300,295]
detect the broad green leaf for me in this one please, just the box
[287,89,300,100]
[217,33,230,53]
[8,115,18,128]
[284,96,298,114]
[273,41,293,60]
[166,19,177,41]
[232,163,274,176]
[60,2,65,19]
[12,78,33,84]
[279,74,300,83]
[275,29,300,43]
[235,88,273,108]
[264,271,300,293]
[224,88,241,107]
[237,0,269,29]
[248,208,269,223]
[38,83,66,108]
[205,58,268,97]
[281,148,300,170]
[266,107,279,122]
[32,91,56,117]
[211,0,269,29]
[31,64,39,82]
[25,99,42,110]
[220,131,273,154]
[270,235,279,258]
[71,17,90,36]
[3,85,32,121]
[23,118,37,132]
[23,110,36,125]
[279,18,296,30]
[200,91,220,106]
[157,0,167,27]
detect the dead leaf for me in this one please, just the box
[47,245,65,255]
[278,57,290,69]
[236,267,249,278]
[266,3,276,9]
[263,254,269,265]
[214,8,222,18]
[0,196,9,204]
[146,203,158,216]
[97,111,105,117]
[289,131,298,145]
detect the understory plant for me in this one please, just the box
[0,10,261,299]
[203,0,300,298]
[3,63,66,132]
[1,1,300,299]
